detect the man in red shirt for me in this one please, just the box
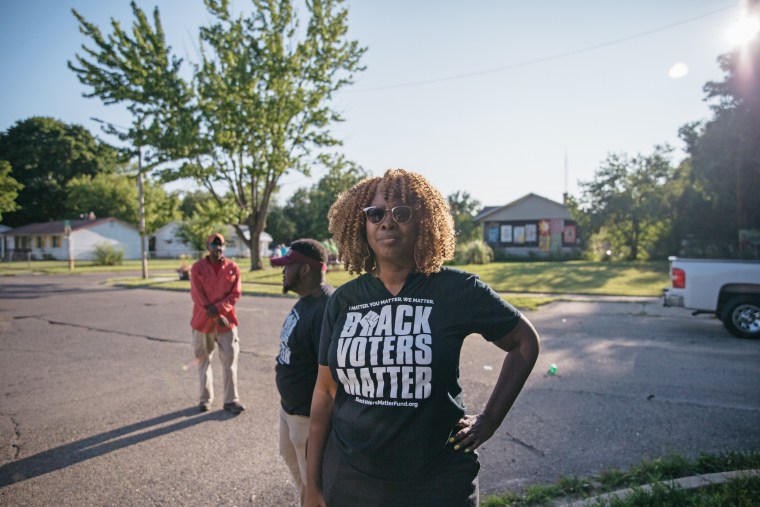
[190,233,245,414]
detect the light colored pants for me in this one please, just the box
[279,406,310,505]
[193,327,240,405]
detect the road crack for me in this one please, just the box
[504,432,544,456]
[11,416,21,459]
[13,316,274,358]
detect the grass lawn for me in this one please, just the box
[481,451,760,506]
[235,259,670,297]
[1,259,670,308]
[456,260,670,296]
[0,258,185,275]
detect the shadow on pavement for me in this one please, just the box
[0,407,236,487]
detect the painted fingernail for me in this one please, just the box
[464,449,470,453]
[454,445,459,450]
[449,437,455,443]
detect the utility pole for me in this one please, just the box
[563,149,569,205]
[91,117,149,279]
[137,145,148,279]
[64,220,74,272]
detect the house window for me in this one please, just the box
[500,225,512,243]
[493,221,539,247]
[514,226,525,244]
[36,236,44,249]
[563,223,577,245]
[525,224,537,243]
[488,226,498,243]
[51,236,60,248]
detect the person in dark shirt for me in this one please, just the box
[271,239,334,505]
[304,170,540,507]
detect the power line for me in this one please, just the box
[348,4,736,93]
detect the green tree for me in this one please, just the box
[453,240,493,265]
[265,203,297,246]
[70,0,365,269]
[66,172,179,234]
[145,185,181,235]
[70,1,195,278]
[183,0,366,269]
[0,161,22,222]
[283,187,316,242]
[578,146,676,261]
[69,1,192,172]
[282,157,367,242]
[653,154,697,257]
[563,194,589,238]
[176,198,232,256]
[447,191,481,243]
[0,117,119,226]
[66,172,135,222]
[179,190,216,219]
[675,27,760,256]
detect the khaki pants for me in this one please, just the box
[279,406,310,505]
[193,327,240,405]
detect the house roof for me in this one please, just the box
[238,225,273,242]
[4,217,136,236]
[473,193,569,222]
[472,206,500,222]
[151,221,273,242]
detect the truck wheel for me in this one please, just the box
[721,296,760,339]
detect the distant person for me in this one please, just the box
[190,233,245,414]
[305,169,540,506]
[270,240,334,504]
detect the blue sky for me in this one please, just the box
[0,0,748,207]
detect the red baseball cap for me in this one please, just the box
[207,233,225,246]
[270,248,327,271]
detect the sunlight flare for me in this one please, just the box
[726,14,760,46]
[668,62,689,79]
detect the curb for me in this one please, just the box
[555,469,760,506]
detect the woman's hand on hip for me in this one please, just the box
[449,413,498,453]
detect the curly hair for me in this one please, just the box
[327,168,455,276]
[289,238,328,265]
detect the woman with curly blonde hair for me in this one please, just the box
[327,168,456,276]
[305,169,540,507]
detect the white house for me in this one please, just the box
[151,222,272,259]
[473,193,581,258]
[2,217,141,261]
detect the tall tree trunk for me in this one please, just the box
[630,216,640,261]
[245,211,267,271]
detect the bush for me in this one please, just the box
[92,242,124,266]
[453,240,493,265]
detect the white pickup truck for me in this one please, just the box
[662,257,760,339]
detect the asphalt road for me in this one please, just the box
[1,273,759,506]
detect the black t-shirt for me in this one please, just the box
[319,267,521,481]
[276,284,334,416]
